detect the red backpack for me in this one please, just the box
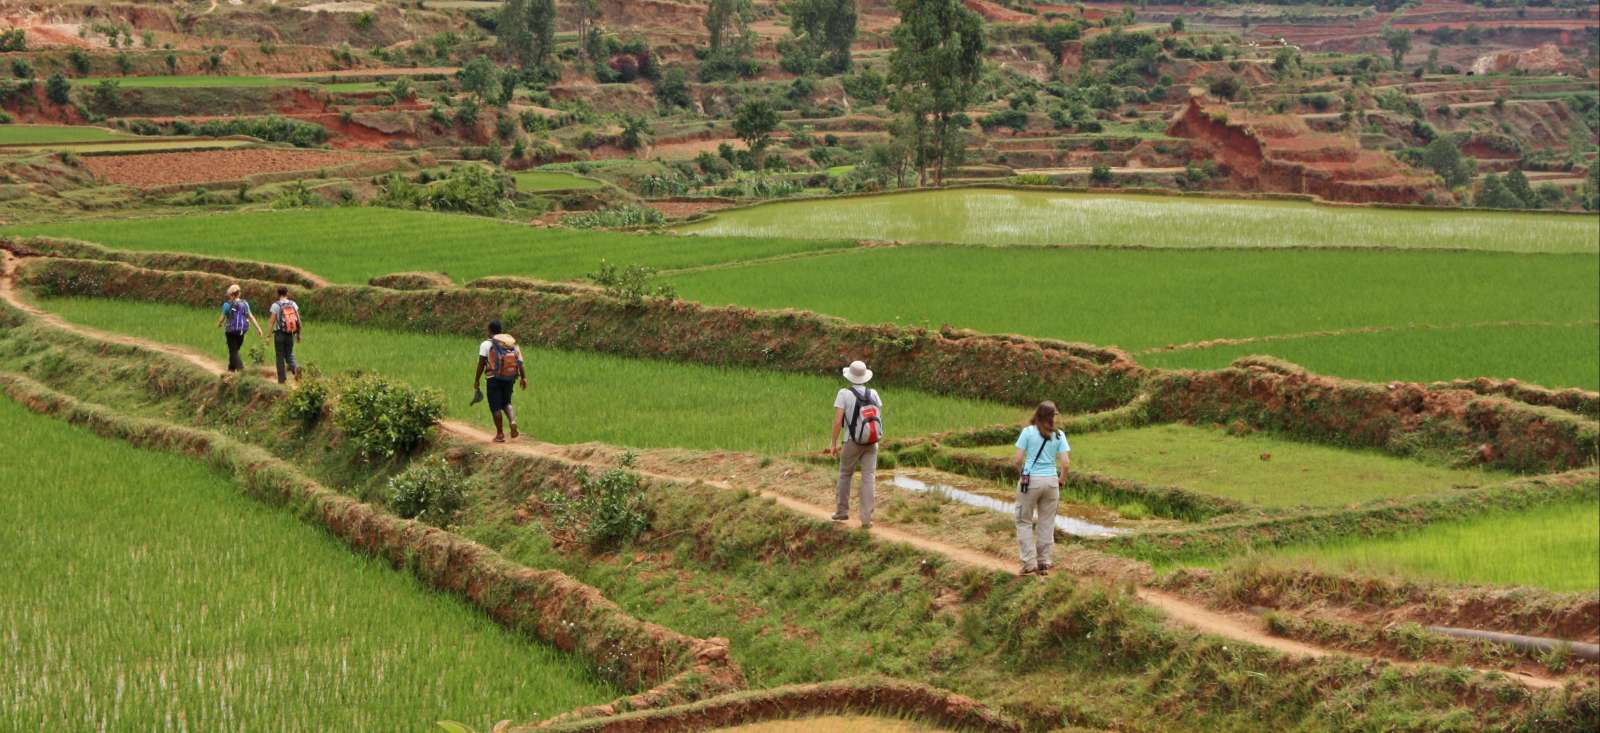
[277,301,300,334]
[846,387,881,445]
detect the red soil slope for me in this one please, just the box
[1166,99,1445,204]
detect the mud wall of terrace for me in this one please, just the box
[12,253,1142,413]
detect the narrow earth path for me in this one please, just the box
[0,254,1561,689]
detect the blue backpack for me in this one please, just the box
[224,301,250,334]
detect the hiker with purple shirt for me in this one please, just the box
[215,283,264,372]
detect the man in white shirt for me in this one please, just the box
[827,360,882,529]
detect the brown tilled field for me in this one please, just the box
[82,149,372,189]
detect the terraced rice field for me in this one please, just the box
[68,75,303,88]
[969,422,1509,508]
[33,296,1020,454]
[0,396,615,730]
[8,139,256,155]
[0,124,133,145]
[673,188,1600,253]
[5,208,853,284]
[1230,499,1600,591]
[515,170,606,191]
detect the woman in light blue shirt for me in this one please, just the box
[1013,401,1070,576]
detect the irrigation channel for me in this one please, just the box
[0,251,1574,691]
[889,472,1125,537]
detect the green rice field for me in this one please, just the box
[1233,499,1600,591]
[515,171,606,191]
[9,139,256,154]
[69,75,302,89]
[673,188,1600,254]
[9,209,1596,389]
[34,296,1019,454]
[0,395,614,730]
[971,422,1510,508]
[5,209,852,285]
[0,124,132,145]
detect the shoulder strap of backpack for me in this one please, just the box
[1025,429,1052,475]
[847,386,867,437]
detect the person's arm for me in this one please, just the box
[517,353,527,390]
[827,407,844,456]
[474,356,486,389]
[1013,448,1026,471]
[248,309,264,338]
[267,306,278,334]
[1058,434,1071,475]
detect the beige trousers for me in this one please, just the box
[835,441,877,524]
[1016,475,1060,570]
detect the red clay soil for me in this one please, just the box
[963,0,1033,24]
[649,200,732,220]
[82,149,370,189]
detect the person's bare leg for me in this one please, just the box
[505,405,519,439]
[492,410,505,441]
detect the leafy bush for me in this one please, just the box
[273,181,322,209]
[1012,173,1053,186]
[373,166,511,217]
[587,259,677,305]
[332,374,445,458]
[544,453,651,550]
[279,376,331,428]
[560,205,665,229]
[388,457,465,526]
[45,73,70,105]
[192,116,328,148]
[1090,165,1113,185]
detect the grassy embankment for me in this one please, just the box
[969,422,1511,508]
[5,208,855,284]
[0,396,614,730]
[1218,499,1600,592]
[9,209,1597,389]
[33,296,1020,454]
[672,187,1600,254]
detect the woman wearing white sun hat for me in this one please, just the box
[828,360,884,529]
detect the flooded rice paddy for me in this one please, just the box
[890,472,1127,537]
[675,188,1599,253]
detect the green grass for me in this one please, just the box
[514,170,605,191]
[320,81,392,92]
[1141,322,1600,392]
[665,246,1600,388]
[0,395,614,730]
[1235,500,1600,591]
[9,139,256,154]
[672,188,1600,254]
[70,75,301,88]
[4,208,856,285]
[0,124,131,145]
[971,422,1511,508]
[35,296,1020,454]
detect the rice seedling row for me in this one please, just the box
[0,124,135,145]
[35,296,1021,455]
[672,188,1600,254]
[0,396,615,731]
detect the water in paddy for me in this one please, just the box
[890,472,1126,537]
[675,188,1599,253]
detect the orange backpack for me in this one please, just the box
[487,337,522,379]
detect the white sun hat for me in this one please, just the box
[842,360,873,385]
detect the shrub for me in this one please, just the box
[544,453,651,550]
[561,205,665,229]
[1090,165,1113,184]
[587,259,677,305]
[388,457,466,526]
[331,374,445,458]
[279,376,331,428]
[45,73,71,105]
[273,181,322,209]
[192,116,328,148]
[1012,173,1052,186]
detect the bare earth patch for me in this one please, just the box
[82,149,370,189]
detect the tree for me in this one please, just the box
[576,0,603,61]
[887,0,985,186]
[1420,136,1472,189]
[45,73,71,106]
[497,0,557,77]
[706,0,752,54]
[457,55,502,102]
[782,0,858,75]
[619,115,651,152]
[1475,173,1522,209]
[1382,26,1411,70]
[655,65,693,110]
[1169,16,1185,33]
[1090,165,1113,185]
[1503,169,1535,208]
[87,79,123,116]
[732,99,779,166]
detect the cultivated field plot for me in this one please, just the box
[514,170,606,191]
[68,75,304,88]
[4,208,856,283]
[0,396,615,730]
[674,188,1600,254]
[968,422,1509,508]
[80,149,373,188]
[6,139,256,155]
[0,124,134,145]
[34,296,1021,454]
[1230,499,1600,592]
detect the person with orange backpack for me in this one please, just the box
[473,320,527,443]
[267,285,302,384]
[827,360,883,529]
